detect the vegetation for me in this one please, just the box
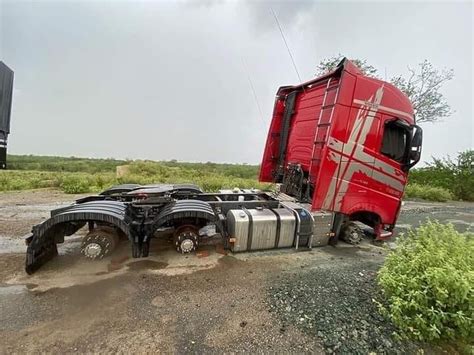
[6,154,261,179]
[316,55,454,123]
[2,151,473,201]
[1,155,269,194]
[409,150,474,201]
[404,184,453,202]
[0,170,115,194]
[378,221,473,343]
[6,154,127,173]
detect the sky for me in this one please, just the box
[0,0,472,164]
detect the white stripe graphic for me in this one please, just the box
[321,87,405,211]
[353,99,413,120]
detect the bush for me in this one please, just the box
[60,175,94,194]
[409,150,474,201]
[0,171,62,191]
[404,183,453,202]
[378,221,474,342]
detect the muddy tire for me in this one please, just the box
[173,226,199,254]
[340,222,363,245]
[81,228,120,259]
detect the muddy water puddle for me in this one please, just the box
[0,237,25,254]
[127,260,168,271]
[0,202,72,222]
[0,284,28,295]
[0,236,82,255]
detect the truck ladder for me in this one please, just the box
[309,77,341,180]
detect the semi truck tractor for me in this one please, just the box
[24,58,422,274]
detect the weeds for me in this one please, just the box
[378,221,474,342]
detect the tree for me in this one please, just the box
[315,54,454,123]
[390,61,454,123]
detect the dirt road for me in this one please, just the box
[0,190,472,353]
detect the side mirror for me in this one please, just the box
[405,125,423,170]
[409,149,421,162]
[412,125,423,147]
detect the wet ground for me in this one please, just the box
[0,189,472,352]
[396,199,473,234]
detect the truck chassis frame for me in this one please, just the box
[25,185,334,274]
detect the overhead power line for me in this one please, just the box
[241,57,267,131]
[270,7,305,90]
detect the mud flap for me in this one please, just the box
[24,200,130,274]
[25,238,58,275]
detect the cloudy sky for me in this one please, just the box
[1,0,472,164]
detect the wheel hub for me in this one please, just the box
[349,231,361,244]
[180,238,195,253]
[83,242,102,258]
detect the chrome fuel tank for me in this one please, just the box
[227,208,296,252]
[227,210,250,252]
[249,209,278,250]
[273,208,297,248]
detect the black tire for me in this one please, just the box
[340,222,363,245]
[173,226,199,254]
[81,228,120,259]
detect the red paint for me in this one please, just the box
[260,59,416,229]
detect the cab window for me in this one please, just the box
[380,120,409,163]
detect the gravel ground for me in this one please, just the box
[268,259,422,354]
[0,190,472,353]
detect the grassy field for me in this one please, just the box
[2,152,472,201]
[1,155,270,194]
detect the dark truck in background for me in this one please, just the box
[0,62,14,169]
[24,58,422,274]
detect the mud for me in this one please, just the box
[127,260,169,271]
[0,190,472,352]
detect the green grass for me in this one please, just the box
[1,156,269,194]
[4,152,473,200]
[0,170,116,194]
[6,154,261,178]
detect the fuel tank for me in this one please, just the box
[226,206,333,252]
[226,208,297,252]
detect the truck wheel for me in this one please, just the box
[81,228,119,259]
[340,222,363,245]
[173,226,199,254]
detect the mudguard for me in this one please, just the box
[25,200,129,274]
[153,199,218,227]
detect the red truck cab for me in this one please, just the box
[260,58,422,240]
